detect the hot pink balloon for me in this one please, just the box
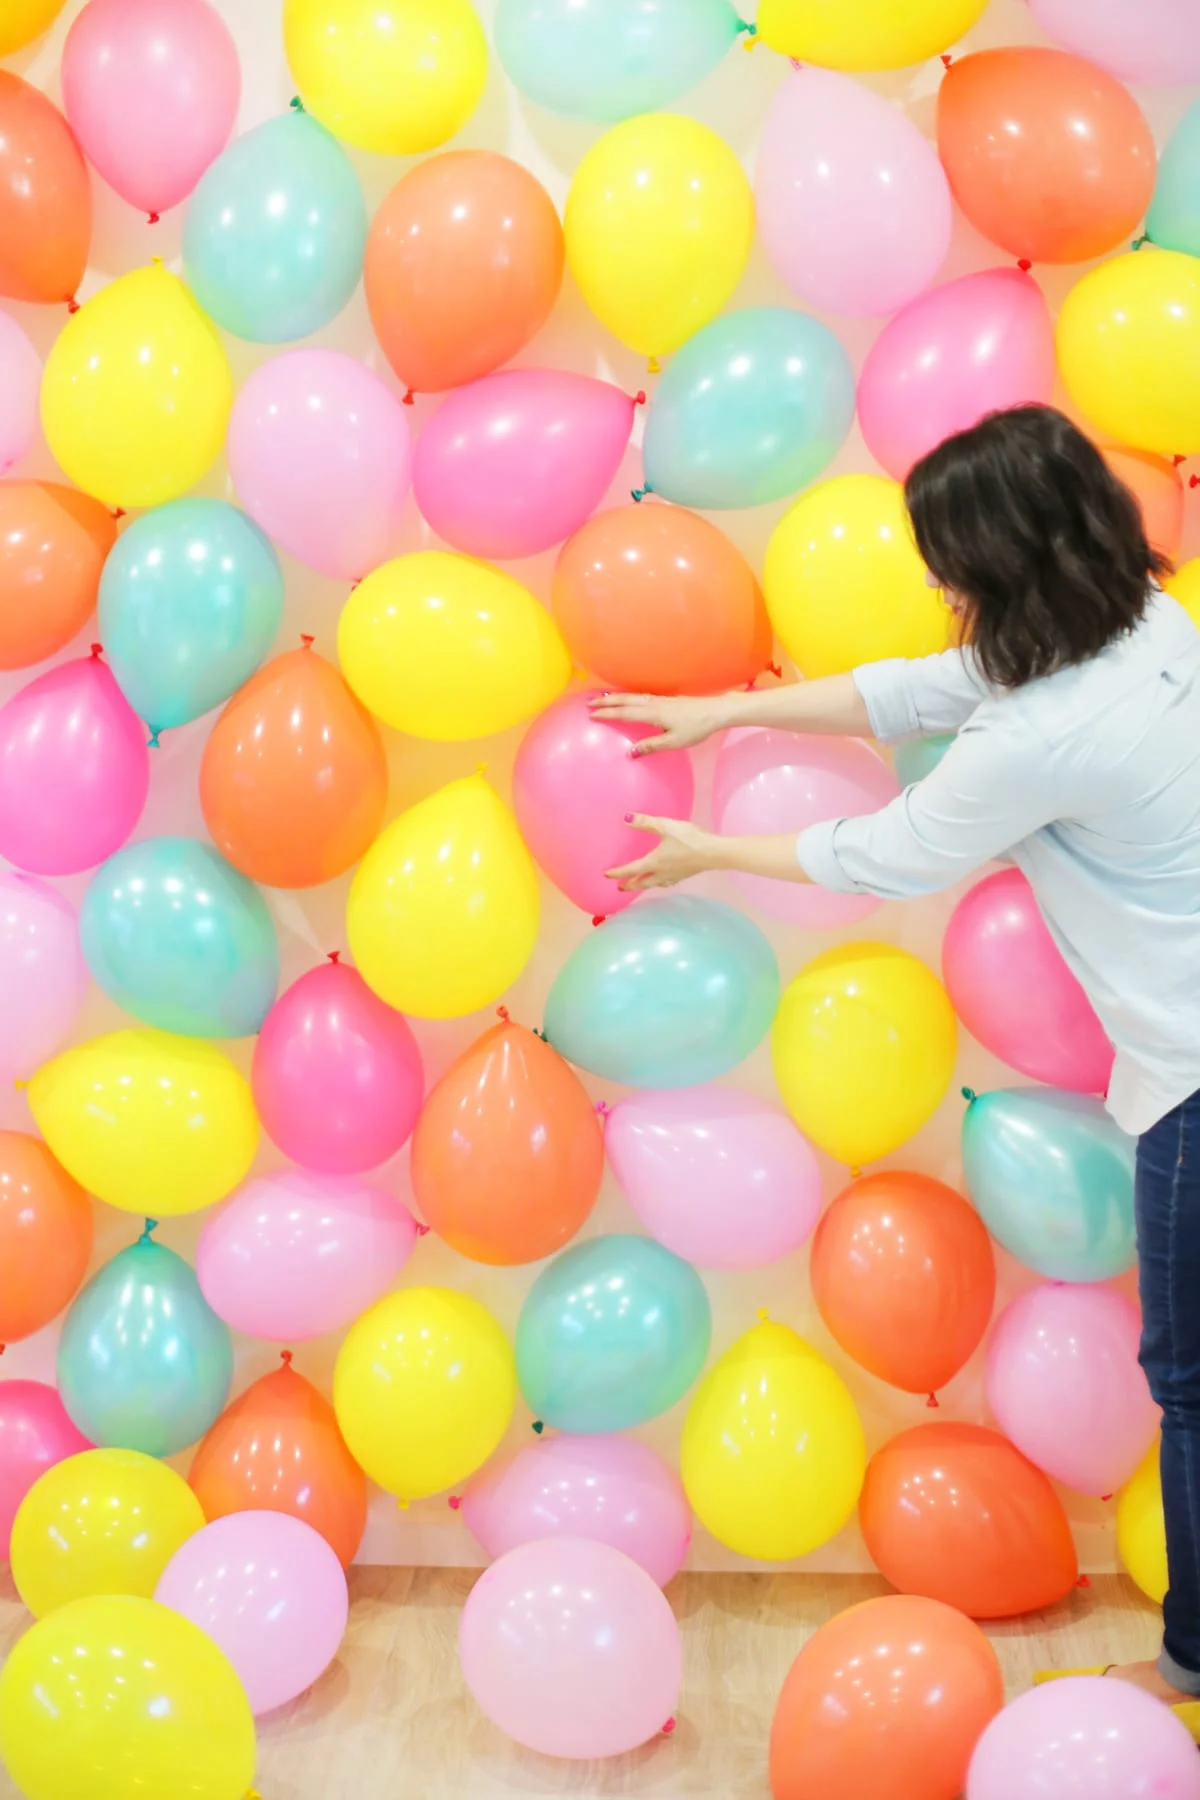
[459,1538,682,1759]
[195,1169,418,1342]
[460,1434,691,1588]
[943,868,1114,1093]
[512,688,694,917]
[1029,0,1200,87]
[858,269,1056,480]
[61,0,240,220]
[756,66,951,319]
[413,369,637,561]
[712,727,900,928]
[606,1085,823,1271]
[0,654,149,876]
[0,315,40,475]
[967,1676,1200,1800]
[0,1382,92,1561]
[252,958,424,1175]
[228,349,413,583]
[155,1510,349,1715]
[0,873,88,1087]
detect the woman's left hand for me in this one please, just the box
[606,817,720,892]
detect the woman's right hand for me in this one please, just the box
[588,692,730,756]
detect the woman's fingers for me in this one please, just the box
[588,693,656,721]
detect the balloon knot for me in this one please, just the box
[591,914,607,927]
[961,1086,977,1104]
[1016,258,1033,273]
[147,212,161,225]
[13,1078,27,1092]
[397,1498,410,1511]
[1190,475,1200,489]
[631,483,653,503]
[756,1307,770,1324]
[300,632,315,648]
[326,949,342,964]
[849,1165,862,1181]
[415,1222,431,1237]
[139,1218,159,1244]
[448,1495,462,1510]
[662,1717,677,1735]
[766,660,783,679]
[1132,234,1149,251]
[280,1349,294,1366]
[531,1027,547,1042]
[402,388,416,406]
[1076,1574,1092,1589]
[633,390,646,407]
[531,1420,545,1434]
[742,29,759,51]
[67,296,80,313]
[647,356,661,375]
[1173,454,1187,466]
[111,507,126,520]
[147,728,161,749]
[89,641,104,659]
[150,255,163,268]
[737,18,757,35]
[290,95,305,111]
[940,52,953,67]
[926,1392,940,1409]
[788,56,803,70]
[1101,1493,1113,1502]
[475,762,488,779]
[496,1005,510,1022]
[0,1344,6,1356]
[594,1100,611,1118]
[247,1790,262,1799]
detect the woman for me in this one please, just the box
[597,404,1200,1710]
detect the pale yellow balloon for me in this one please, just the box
[681,1319,866,1561]
[40,265,232,511]
[338,551,570,741]
[1167,559,1200,631]
[0,0,67,54]
[284,0,487,156]
[1117,1439,1166,1605]
[565,113,754,360]
[757,0,988,69]
[1057,250,1200,457]
[764,473,949,678]
[347,774,540,1019]
[29,1029,259,1217]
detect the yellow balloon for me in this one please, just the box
[1057,250,1200,457]
[339,551,570,741]
[1117,1439,1167,1605]
[1167,559,1200,630]
[29,1029,259,1217]
[347,773,540,1018]
[565,113,754,360]
[773,943,958,1167]
[0,1595,255,1800]
[11,1449,204,1620]
[284,0,487,156]
[40,265,232,511]
[0,0,67,54]
[764,473,949,678]
[756,0,988,69]
[681,1319,865,1561]
[333,1286,515,1501]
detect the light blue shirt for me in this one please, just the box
[796,591,1200,1136]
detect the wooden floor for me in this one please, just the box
[0,1567,1161,1800]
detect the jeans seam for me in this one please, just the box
[1168,1105,1200,1669]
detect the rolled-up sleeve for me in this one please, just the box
[854,647,990,745]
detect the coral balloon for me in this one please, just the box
[200,642,387,890]
[1103,448,1184,559]
[0,1132,92,1344]
[0,0,68,54]
[1057,250,1200,456]
[757,0,988,68]
[411,1016,603,1265]
[967,1677,1200,1800]
[1118,1441,1166,1604]
[0,873,88,1085]
[0,482,117,671]
[0,73,90,305]
[0,1385,91,1563]
[859,1422,1079,1618]
[0,316,40,475]
[1030,0,1200,87]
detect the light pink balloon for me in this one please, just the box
[0,314,40,475]
[228,349,413,582]
[155,1510,349,1715]
[606,1084,823,1271]
[967,1677,1200,1800]
[195,1170,419,1342]
[858,270,1055,481]
[252,959,425,1175]
[943,868,1114,1094]
[62,0,239,219]
[756,66,951,319]
[460,1434,691,1587]
[712,727,900,928]
[512,689,694,918]
[0,1382,92,1561]
[0,872,88,1086]
[459,1537,682,1758]
[0,655,149,875]
[1029,0,1200,87]
[413,369,637,560]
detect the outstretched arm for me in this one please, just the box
[589,673,871,756]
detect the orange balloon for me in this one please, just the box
[552,502,773,696]
[769,1594,1004,1800]
[938,48,1155,264]
[188,1354,367,1568]
[365,150,564,397]
[0,1130,93,1343]
[199,641,388,890]
[0,481,117,670]
[859,1422,1079,1620]
[0,72,91,305]
[810,1172,995,1398]
[411,1017,604,1265]
[1102,447,1185,559]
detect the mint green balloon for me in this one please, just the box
[1148,98,1200,257]
[495,0,750,122]
[894,734,954,786]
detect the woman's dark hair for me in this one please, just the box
[904,404,1170,690]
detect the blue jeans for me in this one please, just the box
[1137,1086,1200,1693]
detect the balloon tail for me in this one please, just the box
[13,1078,27,1092]
[289,95,305,112]
[89,642,104,660]
[1101,1493,1113,1502]
[397,1498,410,1511]
[415,1222,431,1237]
[756,1307,770,1324]
[66,295,80,313]
[742,29,759,51]
[531,1419,545,1434]
[111,507,126,520]
[647,356,661,375]
[1174,454,1188,466]
[631,482,654,503]
[591,914,607,927]
[147,212,160,224]
[1190,475,1200,490]
[448,1495,462,1510]
[138,1218,159,1244]
[402,388,416,406]
[1132,234,1149,251]
[531,1027,547,1042]
[849,1165,862,1181]
[961,1087,978,1105]
[1077,1574,1092,1589]
[1017,258,1033,273]
[327,949,341,964]
[926,1392,940,1409]
[0,1345,6,1357]
[633,389,646,407]
[788,56,803,70]
[940,53,953,67]
[594,1100,611,1118]
[299,632,315,648]
[280,1349,294,1366]
[662,1717,677,1735]
[147,728,161,749]
[766,660,783,679]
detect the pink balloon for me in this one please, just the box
[195,1170,419,1342]
[1029,0,1200,87]
[943,868,1114,1093]
[606,1085,823,1271]
[252,959,425,1174]
[756,66,951,319]
[461,1434,691,1587]
[0,655,149,876]
[155,1510,349,1715]
[0,873,88,1086]
[62,0,240,219]
[0,315,40,475]
[459,1538,682,1758]
[413,369,636,560]
[967,1677,1200,1800]
[512,688,694,917]
[228,349,413,583]
[858,270,1055,481]
[0,1382,92,1561]
[712,727,900,928]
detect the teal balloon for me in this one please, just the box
[894,733,955,786]
[56,1233,234,1457]
[98,498,284,734]
[544,895,779,1087]
[1148,98,1200,257]
[640,307,855,510]
[182,110,367,342]
[516,1234,712,1431]
[80,836,279,1038]
[962,1087,1136,1281]
[495,0,747,123]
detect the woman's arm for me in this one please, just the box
[589,674,871,756]
[608,818,811,891]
